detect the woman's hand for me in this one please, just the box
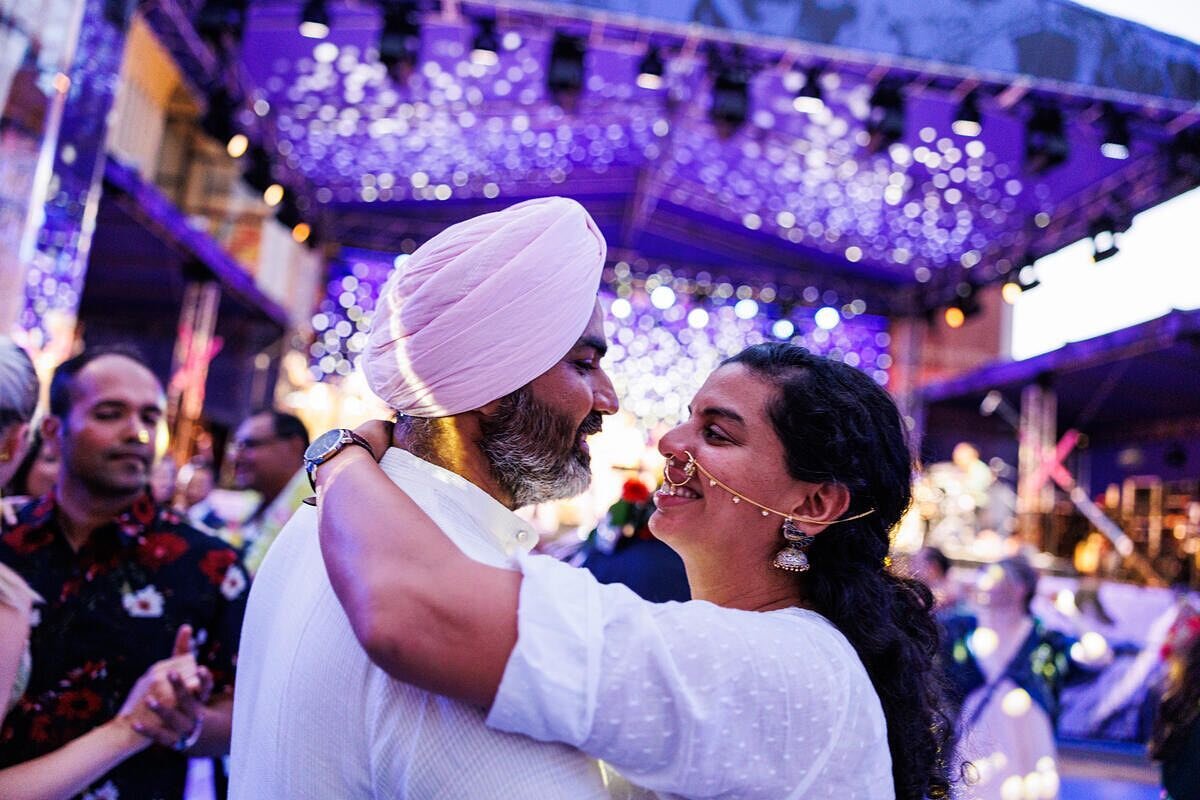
[114,626,211,750]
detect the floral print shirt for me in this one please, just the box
[0,493,249,800]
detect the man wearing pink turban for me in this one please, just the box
[231,198,619,798]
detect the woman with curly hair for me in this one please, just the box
[314,343,952,799]
[1151,625,1200,799]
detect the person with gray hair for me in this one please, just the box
[0,337,38,490]
[0,336,41,730]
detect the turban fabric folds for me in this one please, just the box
[363,197,607,417]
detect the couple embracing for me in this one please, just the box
[230,198,951,800]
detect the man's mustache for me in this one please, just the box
[578,413,603,437]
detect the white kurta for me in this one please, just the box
[229,448,609,799]
[487,554,896,800]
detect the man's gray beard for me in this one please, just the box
[478,385,599,508]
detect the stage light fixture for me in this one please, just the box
[792,68,824,115]
[547,33,586,102]
[470,17,499,66]
[1090,216,1123,262]
[379,2,421,74]
[952,91,982,138]
[866,82,905,153]
[1025,104,1068,173]
[299,0,329,39]
[636,46,665,90]
[1099,103,1130,160]
[709,52,751,129]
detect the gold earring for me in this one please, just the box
[772,518,815,572]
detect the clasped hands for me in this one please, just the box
[116,625,212,753]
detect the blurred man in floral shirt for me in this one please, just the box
[0,346,248,799]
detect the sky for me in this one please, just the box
[1010,1,1200,359]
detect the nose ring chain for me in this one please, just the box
[660,450,876,526]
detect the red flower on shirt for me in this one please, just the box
[55,688,103,720]
[3,521,53,555]
[130,495,157,525]
[137,532,189,570]
[28,713,53,743]
[199,549,237,585]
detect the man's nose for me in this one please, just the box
[593,367,619,415]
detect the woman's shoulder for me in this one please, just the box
[0,560,39,614]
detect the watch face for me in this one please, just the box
[306,429,346,463]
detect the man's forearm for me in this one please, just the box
[188,695,233,757]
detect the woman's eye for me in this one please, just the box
[703,426,728,442]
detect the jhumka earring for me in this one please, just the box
[772,518,816,572]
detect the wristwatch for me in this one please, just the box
[304,429,376,490]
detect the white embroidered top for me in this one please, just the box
[487,554,896,800]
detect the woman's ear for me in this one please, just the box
[0,422,29,464]
[791,482,851,531]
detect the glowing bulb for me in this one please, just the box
[687,308,709,328]
[610,298,632,319]
[1080,631,1109,661]
[1001,687,1032,717]
[970,627,999,658]
[944,306,965,328]
[226,133,249,158]
[1001,281,1022,304]
[650,286,676,309]
[1054,589,1076,615]
[263,184,284,207]
[772,319,795,339]
[734,298,759,319]
[814,306,840,330]
[291,222,311,243]
[299,20,329,39]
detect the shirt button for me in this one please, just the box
[515,530,529,542]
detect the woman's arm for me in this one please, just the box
[317,447,521,707]
[0,604,28,719]
[0,656,202,800]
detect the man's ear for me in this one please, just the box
[791,482,851,532]
[40,416,63,458]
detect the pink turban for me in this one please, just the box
[363,197,607,417]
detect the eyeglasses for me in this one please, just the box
[230,435,280,451]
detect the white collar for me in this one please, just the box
[379,447,539,557]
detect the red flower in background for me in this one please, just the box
[621,479,652,504]
[137,532,189,570]
[199,549,237,585]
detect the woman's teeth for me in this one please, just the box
[659,484,700,499]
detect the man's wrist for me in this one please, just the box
[172,709,204,752]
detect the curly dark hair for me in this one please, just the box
[1150,623,1200,762]
[725,343,953,800]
